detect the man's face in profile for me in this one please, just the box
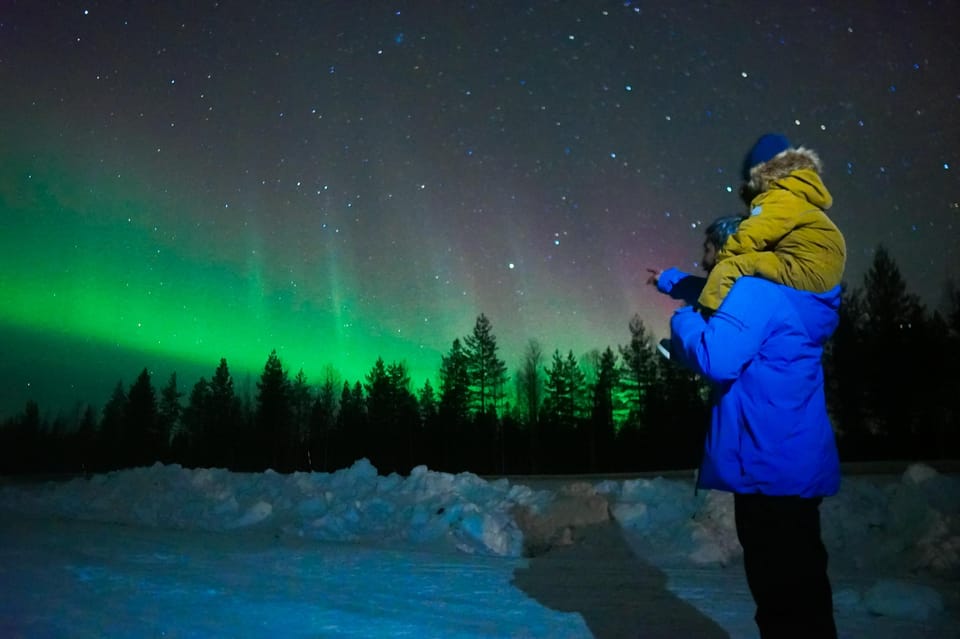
[702,240,719,272]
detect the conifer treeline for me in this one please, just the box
[2,246,958,476]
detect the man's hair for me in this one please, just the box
[705,215,743,248]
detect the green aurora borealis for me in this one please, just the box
[2,2,957,417]
[0,140,658,415]
[1,148,453,408]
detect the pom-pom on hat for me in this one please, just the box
[742,133,791,179]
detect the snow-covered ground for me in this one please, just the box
[1,460,958,638]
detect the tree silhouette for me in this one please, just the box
[290,369,312,469]
[438,338,470,470]
[4,238,960,476]
[645,354,708,470]
[543,350,586,428]
[158,373,183,463]
[417,378,440,469]
[364,358,393,471]
[99,381,128,469]
[859,246,926,456]
[74,404,98,473]
[308,370,339,471]
[541,350,587,472]
[588,346,618,473]
[126,368,161,467]
[207,359,244,469]
[0,401,42,473]
[619,314,657,430]
[337,380,366,467]
[256,350,293,471]
[516,339,544,473]
[181,377,210,467]
[464,314,508,417]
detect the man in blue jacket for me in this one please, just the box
[651,215,840,638]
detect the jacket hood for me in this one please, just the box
[780,283,842,345]
[747,147,833,210]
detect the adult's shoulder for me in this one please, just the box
[727,278,841,341]
[729,275,840,299]
[716,277,785,324]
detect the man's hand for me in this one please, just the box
[646,268,662,286]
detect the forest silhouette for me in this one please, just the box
[2,246,958,476]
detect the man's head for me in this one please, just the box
[702,215,743,272]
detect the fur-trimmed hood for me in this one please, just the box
[746,146,830,207]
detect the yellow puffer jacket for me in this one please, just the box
[698,149,846,311]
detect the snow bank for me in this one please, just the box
[823,463,960,575]
[1,460,957,583]
[0,460,549,557]
[595,474,740,565]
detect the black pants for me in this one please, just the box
[734,493,838,639]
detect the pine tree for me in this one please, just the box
[290,369,312,470]
[361,358,419,473]
[618,314,657,429]
[589,346,619,472]
[439,339,471,423]
[417,379,440,469]
[540,349,587,472]
[337,380,367,466]
[859,246,926,457]
[182,377,210,467]
[543,350,586,427]
[256,349,293,471]
[863,246,924,336]
[463,314,509,417]
[208,358,243,469]
[515,339,544,472]
[516,339,543,430]
[308,370,339,471]
[388,361,419,473]
[647,350,708,470]
[74,404,98,473]
[438,338,471,470]
[158,373,183,463]
[99,381,128,470]
[4,401,43,473]
[126,368,160,467]
[364,357,393,471]
[417,379,438,424]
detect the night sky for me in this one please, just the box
[1,1,957,417]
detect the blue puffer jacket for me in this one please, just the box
[663,270,841,497]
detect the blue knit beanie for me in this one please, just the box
[742,133,791,180]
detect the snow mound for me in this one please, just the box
[511,481,612,556]
[823,463,960,575]
[1,460,957,578]
[0,460,550,557]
